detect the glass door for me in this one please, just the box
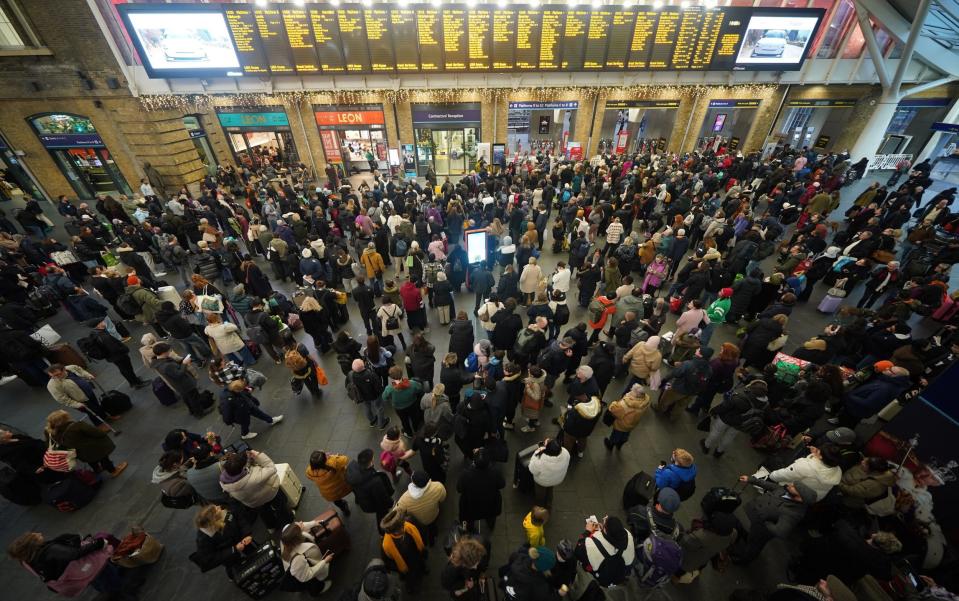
[0,145,46,201]
[449,129,465,175]
[51,148,130,198]
[433,130,451,176]
[415,129,434,177]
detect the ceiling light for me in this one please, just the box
[497,0,507,7]
[622,0,636,6]
[528,0,540,6]
[466,0,477,7]
[680,1,691,8]
[292,0,305,7]
[398,0,410,6]
[361,0,372,6]
[329,0,340,6]
[704,0,717,7]
[652,0,664,9]
[431,0,442,7]
[255,0,268,7]
[566,0,575,7]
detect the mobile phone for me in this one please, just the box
[183,354,192,362]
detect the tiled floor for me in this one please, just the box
[0,171,931,600]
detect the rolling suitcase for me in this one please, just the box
[42,472,99,512]
[153,377,178,406]
[513,444,538,494]
[275,463,305,509]
[232,542,285,600]
[622,471,655,510]
[100,390,132,415]
[700,485,742,517]
[48,343,87,369]
[817,294,844,315]
[184,389,215,416]
[310,508,351,555]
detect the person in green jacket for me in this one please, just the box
[701,287,733,348]
[382,366,424,436]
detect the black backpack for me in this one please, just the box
[78,334,107,360]
[593,539,629,587]
[116,292,141,316]
[553,303,570,326]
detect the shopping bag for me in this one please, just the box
[30,324,61,346]
[43,443,77,473]
[315,366,328,386]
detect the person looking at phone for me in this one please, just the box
[279,521,335,595]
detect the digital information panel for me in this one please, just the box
[118,3,824,79]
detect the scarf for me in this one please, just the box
[394,378,411,390]
[382,522,424,573]
[407,482,426,499]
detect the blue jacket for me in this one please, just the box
[844,374,911,419]
[655,462,697,490]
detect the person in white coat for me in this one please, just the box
[280,521,334,595]
[527,438,570,509]
[551,262,571,295]
[519,257,543,305]
[766,444,843,502]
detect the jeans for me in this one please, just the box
[704,416,739,453]
[228,344,257,367]
[102,317,127,341]
[699,322,716,348]
[608,428,630,448]
[364,397,388,427]
[237,406,274,435]
[175,333,214,361]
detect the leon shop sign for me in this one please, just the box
[315,110,386,126]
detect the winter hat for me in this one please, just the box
[362,569,390,599]
[126,275,140,285]
[873,360,895,372]
[825,427,856,446]
[677,229,686,237]
[301,248,313,258]
[529,546,556,572]
[411,471,429,488]
[792,482,818,504]
[604,517,628,549]
[719,287,733,298]
[657,487,681,513]
[823,246,841,259]
[699,347,715,359]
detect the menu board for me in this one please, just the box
[121,3,824,78]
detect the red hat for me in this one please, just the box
[720,287,733,298]
[127,275,140,285]
[874,360,894,372]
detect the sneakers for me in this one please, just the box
[121,337,132,343]
[378,417,391,431]
[270,415,284,425]
[577,451,584,458]
[241,432,259,440]
[110,462,128,477]
[132,380,149,389]
[0,375,17,386]
[502,420,514,431]
[520,425,537,433]
[826,417,840,425]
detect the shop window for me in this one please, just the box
[0,0,43,50]
[842,23,865,59]
[815,0,856,59]
[30,113,97,136]
[0,5,23,48]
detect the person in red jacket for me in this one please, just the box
[587,292,617,344]
[400,279,428,333]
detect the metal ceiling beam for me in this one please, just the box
[856,0,892,88]
[857,0,959,79]
[891,0,933,95]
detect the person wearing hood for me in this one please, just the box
[219,449,293,530]
[839,363,911,426]
[305,450,352,516]
[559,394,603,459]
[622,335,663,394]
[497,235,516,271]
[731,475,817,563]
[379,508,428,593]
[346,449,395,530]
[395,470,447,546]
[504,546,564,601]
[726,269,763,324]
[838,456,897,510]
[702,379,769,459]
[527,438,570,509]
[767,444,843,502]
[457,450,505,531]
[798,246,840,302]
[655,448,698,500]
[574,515,636,587]
[604,383,650,451]
[152,450,197,503]
[587,340,617,397]
[677,512,739,583]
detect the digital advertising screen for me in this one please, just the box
[119,5,243,78]
[465,229,489,265]
[734,11,821,69]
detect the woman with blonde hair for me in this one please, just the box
[519,256,543,306]
[285,348,322,399]
[603,383,651,450]
[279,521,334,594]
[204,313,255,366]
[44,410,127,477]
[191,504,253,575]
[298,296,333,353]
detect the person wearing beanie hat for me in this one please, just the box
[357,559,397,600]
[677,511,739,581]
[577,514,636,586]
[732,475,816,563]
[395,470,447,546]
[379,508,427,592]
[504,544,565,601]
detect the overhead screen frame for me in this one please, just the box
[118,3,825,79]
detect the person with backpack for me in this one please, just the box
[377,297,407,350]
[537,337,574,390]
[346,449,395,532]
[568,231,591,276]
[574,515,635,588]
[80,321,148,389]
[121,275,168,339]
[348,359,389,430]
[700,379,769,459]
[511,317,548,370]
[654,448,697,501]
[586,292,617,344]
[379,508,428,593]
[655,347,713,419]
[220,379,283,441]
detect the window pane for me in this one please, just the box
[0,5,25,48]
[817,0,856,59]
[759,0,784,6]
[842,22,865,58]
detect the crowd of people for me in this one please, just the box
[0,142,957,601]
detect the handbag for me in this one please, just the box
[864,486,897,517]
[112,529,165,568]
[197,295,224,313]
[30,324,61,346]
[827,277,849,298]
[43,441,77,473]
[315,366,328,386]
[767,334,788,351]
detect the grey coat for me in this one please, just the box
[153,356,199,398]
[743,477,808,539]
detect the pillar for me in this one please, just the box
[849,94,900,162]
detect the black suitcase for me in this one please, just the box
[232,542,285,599]
[513,444,538,494]
[100,390,132,415]
[622,471,655,510]
[185,389,215,417]
[153,377,178,406]
[700,486,742,517]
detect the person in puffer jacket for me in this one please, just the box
[527,438,570,509]
[767,443,844,502]
[655,448,698,501]
[219,449,293,529]
[152,450,196,501]
[193,241,222,282]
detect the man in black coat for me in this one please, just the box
[491,299,523,352]
[470,262,496,313]
[345,449,395,532]
[88,321,147,388]
[353,277,377,335]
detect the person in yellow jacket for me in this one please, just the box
[522,506,550,547]
[305,450,352,516]
[360,242,386,279]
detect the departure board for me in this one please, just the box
[310,8,346,72]
[254,8,295,73]
[606,10,635,69]
[539,10,563,70]
[417,8,442,71]
[132,3,826,79]
[468,9,492,70]
[443,8,468,71]
[561,10,588,71]
[283,8,318,73]
[364,8,393,72]
[337,8,370,72]
[391,9,419,71]
[515,10,542,70]
[491,9,516,70]
[224,7,269,74]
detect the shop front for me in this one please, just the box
[880,98,952,156]
[216,107,299,168]
[314,105,388,174]
[599,100,680,155]
[507,101,578,156]
[698,99,762,152]
[183,115,219,177]
[0,131,47,202]
[28,113,131,199]
[412,103,481,177]
[771,99,857,153]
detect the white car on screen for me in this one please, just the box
[161,31,208,62]
[751,30,787,58]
